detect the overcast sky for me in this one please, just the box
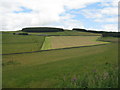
[0,0,118,32]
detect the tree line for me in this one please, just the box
[22,27,64,32]
[72,28,120,37]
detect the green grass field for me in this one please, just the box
[2,31,118,88]
[2,34,45,54]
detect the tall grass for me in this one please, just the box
[57,63,118,88]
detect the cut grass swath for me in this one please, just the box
[41,36,51,50]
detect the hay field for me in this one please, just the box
[49,36,109,49]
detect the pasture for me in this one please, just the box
[2,43,118,88]
[2,32,118,88]
[2,34,45,54]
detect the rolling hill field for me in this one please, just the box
[2,31,119,88]
[2,33,108,54]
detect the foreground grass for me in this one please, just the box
[57,63,118,88]
[2,42,118,88]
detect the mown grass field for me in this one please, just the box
[49,36,109,49]
[41,37,51,50]
[2,32,119,88]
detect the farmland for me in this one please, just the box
[2,34,45,54]
[2,32,104,54]
[49,36,109,49]
[2,31,119,88]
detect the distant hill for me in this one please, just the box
[22,27,64,32]
[72,28,120,37]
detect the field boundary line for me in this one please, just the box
[1,43,111,55]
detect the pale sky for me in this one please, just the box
[0,0,118,32]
